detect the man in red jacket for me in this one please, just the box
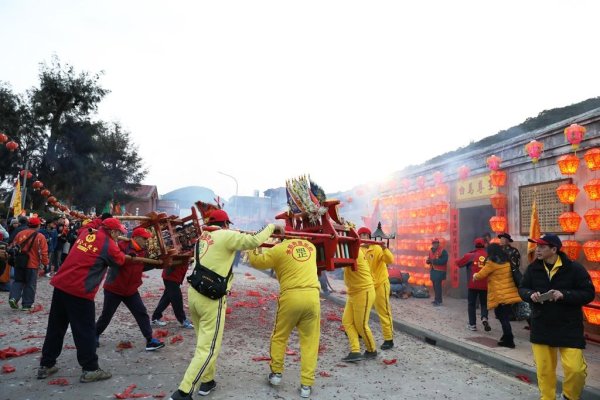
[8,217,49,310]
[456,238,490,332]
[95,227,165,351]
[37,218,128,383]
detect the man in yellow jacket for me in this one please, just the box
[170,210,279,400]
[247,238,320,399]
[358,227,395,350]
[341,246,377,362]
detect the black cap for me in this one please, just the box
[497,233,513,242]
[528,234,562,250]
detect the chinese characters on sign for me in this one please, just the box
[519,179,571,235]
[456,173,498,202]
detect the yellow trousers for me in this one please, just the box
[342,287,376,353]
[532,343,587,400]
[373,281,394,341]
[179,288,227,393]
[269,288,320,386]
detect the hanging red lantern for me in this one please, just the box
[435,184,449,197]
[0,133,7,143]
[416,176,426,189]
[556,183,579,204]
[40,189,51,197]
[458,165,470,180]
[583,179,600,201]
[486,155,502,171]
[583,240,600,262]
[489,216,507,233]
[490,193,507,209]
[490,170,507,187]
[435,219,449,232]
[557,154,580,175]
[564,123,586,151]
[584,148,600,171]
[584,208,600,230]
[32,180,44,190]
[433,171,444,185]
[562,240,582,260]
[5,141,18,151]
[435,201,449,214]
[47,196,57,204]
[525,140,544,163]
[558,211,582,233]
[70,210,78,217]
[20,170,33,180]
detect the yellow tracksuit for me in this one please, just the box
[342,248,376,353]
[532,344,587,400]
[248,239,321,386]
[364,244,394,341]
[179,224,275,393]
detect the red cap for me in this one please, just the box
[208,209,232,224]
[28,217,41,227]
[474,238,485,247]
[357,227,371,237]
[102,217,127,234]
[132,227,152,239]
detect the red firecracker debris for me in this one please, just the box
[63,345,76,350]
[10,318,22,324]
[30,304,44,313]
[161,315,176,321]
[153,392,166,398]
[0,333,6,338]
[246,290,262,297]
[383,359,397,365]
[48,378,70,386]
[0,346,41,359]
[116,341,133,350]
[326,313,342,322]
[142,274,150,278]
[515,374,532,383]
[251,356,271,361]
[170,335,183,344]
[285,349,297,355]
[226,307,232,314]
[153,329,169,338]
[318,344,327,354]
[246,276,256,280]
[244,272,252,276]
[2,364,16,373]
[338,324,345,332]
[22,334,45,340]
[318,371,331,377]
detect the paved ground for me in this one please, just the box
[0,264,555,399]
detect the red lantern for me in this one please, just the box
[584,148,600,171]
[556,184,579,204]
[583,240,600,262]
[557,154,579,175]
[433,171,444,185]
[525,140,544,163]
[564,123,586,151]
[490,170,507,187]
[435,201,449,214]
[47,196,57,204]
[458,165,470,180]
[490,193,507,209]
[416,176,426,189]
[19,170,32,179]
[70,210,78,217]
[5,141,18,151]
[40,189,51,197]
[558,212,582,233]
[562,240,582,260]
[489,216,507,233]
[0,133,7,143]
[486,155,502,171]
[584,208,600,231]
[584,179,600,201]
[435,220,449,232]
[32,180,44,190]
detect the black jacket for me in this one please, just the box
[519,252,595,348]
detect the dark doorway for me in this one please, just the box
[456,205,496,298]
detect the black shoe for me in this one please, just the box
[380,340,394,350]
[198,380,216,396]
[169,389,193,400]
[497,340,515,348]
[363,350,378,359]
[482,320,491,332]
[341,352,364,362]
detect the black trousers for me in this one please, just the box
[96,289,153,342]
[494,304,513,338]
[467,289,489,326]
[40,288,99,371]
[152,279,186,323]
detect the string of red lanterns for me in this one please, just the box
[0,131,19,152]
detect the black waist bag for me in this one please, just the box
[187,244,232,300]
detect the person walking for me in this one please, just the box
[37,218,128,383]
[151,257,193,329]
[341,247,378,363]
[455,238,490,332]
[520,234,595,400]
[247,237,320,399]
[358,226,395,350]
[473,243,521,348]
[426,238,448,306]
[8,217,49,310]
[95,227,165,351]
[169,210,278,400]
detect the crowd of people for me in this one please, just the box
[0,212,597,400]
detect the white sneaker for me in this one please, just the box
[268,372,282,386]
[300,385,311,398]
[467,324,477,331]
[152,319,167,326]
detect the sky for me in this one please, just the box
[1,0,600,200]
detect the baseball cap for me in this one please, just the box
[473,238,485,247]
[208,209,232,224]
[101,217,127,234]
[528,234,562,249]
[498,232,513,242]
[357,227,372,237]
[132,227,152,239]
[432,238,440,244]
[28,217,41,227]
